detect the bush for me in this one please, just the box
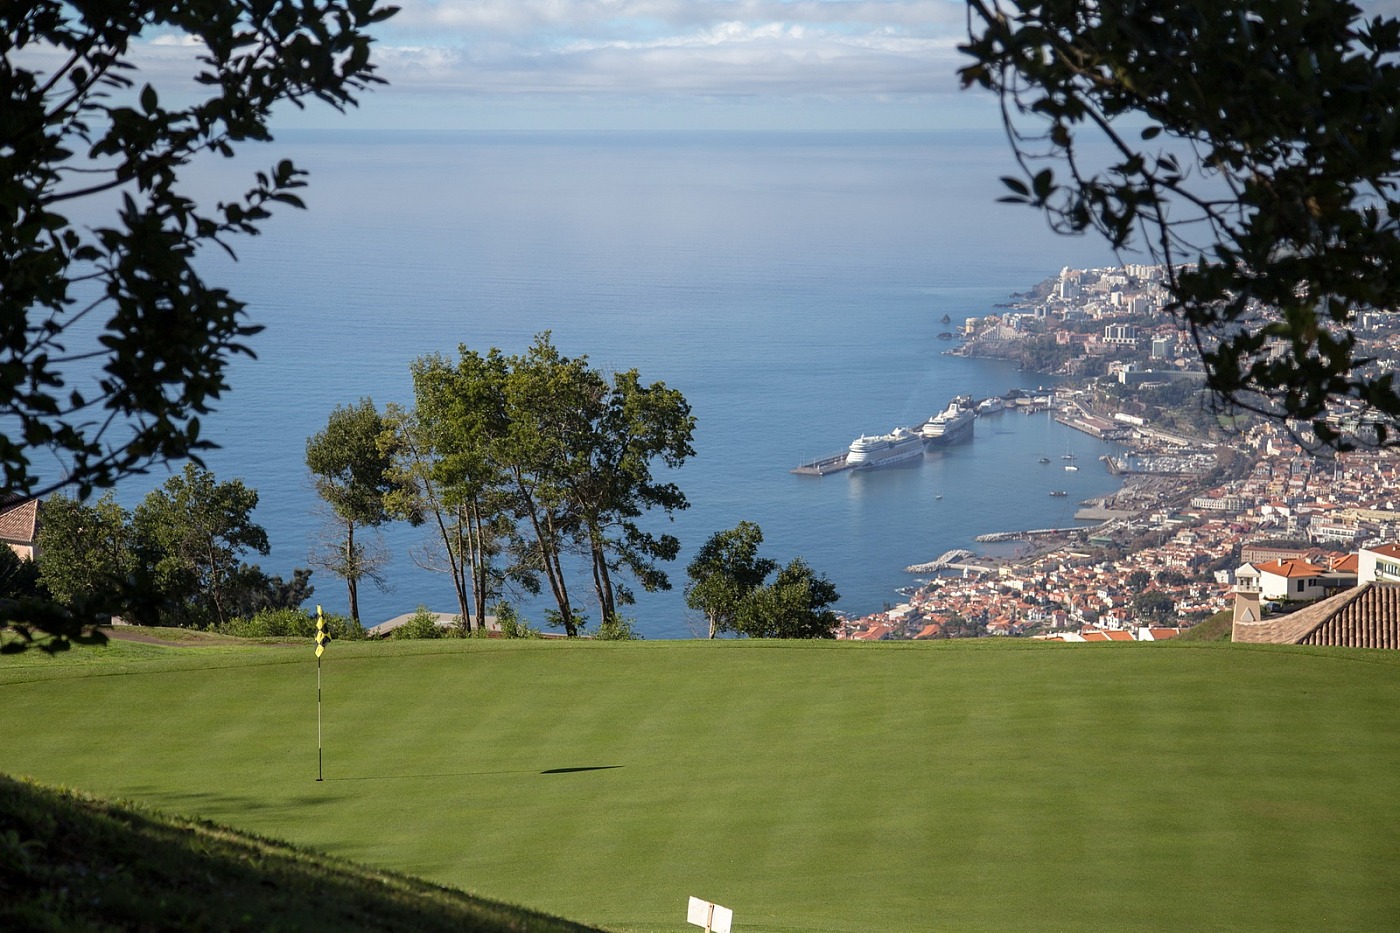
[215,609,364,641]
[389,606,445,640]
[593,616,643,641]
[495,603,540,639]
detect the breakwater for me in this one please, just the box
[974,525,1098,542]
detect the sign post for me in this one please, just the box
[687,896,733,933]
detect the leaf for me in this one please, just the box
[1000,176,1031,197]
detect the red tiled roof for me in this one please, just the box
[1331,553,1360,573]
[1255,558,1324,578]
[1234,581,1400,648]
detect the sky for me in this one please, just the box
[146,0,992,132]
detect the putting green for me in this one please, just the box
[3,639,1397,932]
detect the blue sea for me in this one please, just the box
[102,130,1126,637]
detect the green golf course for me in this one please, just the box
[3,637,1397,932]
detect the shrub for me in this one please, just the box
[216,609,364,641]
[389,606,444,640]
[495,603,540,639]
[593,616,643,641]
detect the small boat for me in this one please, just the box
[1049,490,1067,497]
[935,494,943,500]
[1038,457,1051,464]
[1064,464,1079,471]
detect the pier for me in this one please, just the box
[791,451,852,475]
[904,549,974,573]
[974,525,1099,542]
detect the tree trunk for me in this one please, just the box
[513,469,575,635]
[345,522,360,627]
[468,499,490,632]
[591,537,615,624]
[450,505,472,631]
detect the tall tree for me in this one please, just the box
[499,336,602,637]
[495,334,695,635]
[131,464,269,628]
[35,493,133,607]
[0,0,393,651]
[686,522,778,639]
[306,399,398,627]
[961,0,1400,447]
[565,368,695,627]
[386,352,518,634]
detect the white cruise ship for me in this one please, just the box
[919,401,975,446]
[847,427,925,470]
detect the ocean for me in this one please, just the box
[99,130,1126,637]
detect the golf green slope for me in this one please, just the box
[3,639,1397,932]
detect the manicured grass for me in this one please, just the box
[0,774,601,932]
[3,638,1398,931]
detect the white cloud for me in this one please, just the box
[389,1,962,36]
[71,0,978,129]
[368,0,967,100]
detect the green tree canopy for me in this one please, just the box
[131,464,270,628]
[736,558,841,640]
[0,0,393,650]
[387,349,520,634]
[35,493,133,607]
[961,0,1400,446]
[685,521,777,639]
[1132,589,1178,624]
[306,398,399,627]
[687,524,840,640]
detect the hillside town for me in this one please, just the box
[841,264,1400,642]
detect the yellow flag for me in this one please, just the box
[315,605,328,658]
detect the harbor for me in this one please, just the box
[974,525,1100,542]
[790,393,988,474]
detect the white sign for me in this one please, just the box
[687,895,734,933]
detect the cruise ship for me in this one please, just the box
[847,427,925,470]
[919,400,976,447]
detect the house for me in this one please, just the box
[0,497,38,561]
[1252,558,1329,602]
[1357,543,1400,585]
[1232,581,1400,648]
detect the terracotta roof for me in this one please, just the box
[1255,558,1324,578]
[0,498,37,544]
[1366,543,1400,560]
[1331,553,1360,573]
[1232,582,1400,648]
[1103,630,1134,641]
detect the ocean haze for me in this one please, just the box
[110,130,1125,636]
